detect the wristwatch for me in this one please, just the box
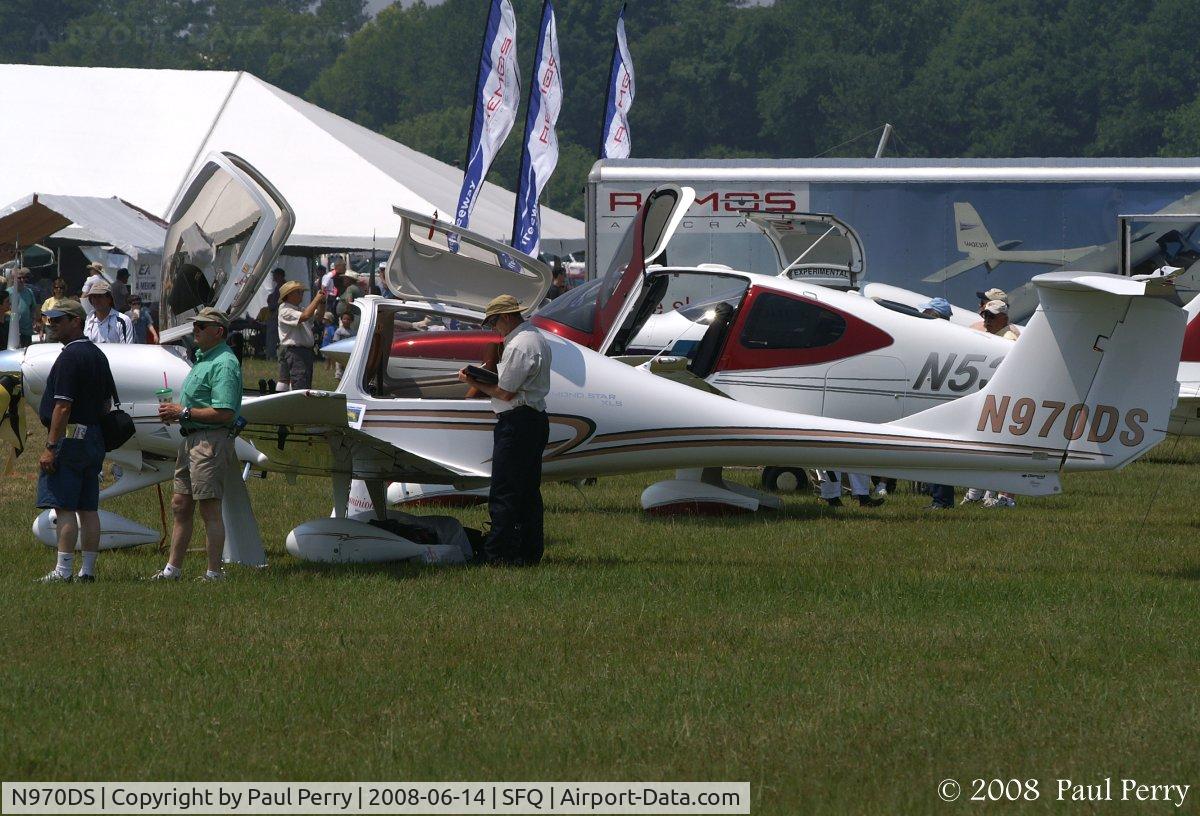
[181,407,192,422]
[44,441,57,451]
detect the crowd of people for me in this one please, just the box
[0,262,157,350]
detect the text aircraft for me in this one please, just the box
[527,193,1017,509]
[924,196,1200,318]
[6,155,1189,566]
[367,195,1024,510]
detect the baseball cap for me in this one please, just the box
[482,294,522,327]
[919,297,952,318]
[976,287,1008,303]
[982,300,1008,316]
[87,281,112,297]
[43,299,86,321]
[86,261,104,273]
[192,307,230,330]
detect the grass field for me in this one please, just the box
[2,361,1198,813]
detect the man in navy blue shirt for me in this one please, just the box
[37,299,115,583]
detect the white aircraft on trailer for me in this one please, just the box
[1,154,1189,566]
[924,196,1200,320]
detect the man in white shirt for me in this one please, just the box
[276,280,326,390]
[84,281,134,344]
[459,294,552,565]
[81,262,107,316]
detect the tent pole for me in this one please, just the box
[369,232,376,294]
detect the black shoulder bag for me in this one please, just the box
[99,376,136,452]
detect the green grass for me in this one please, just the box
[2,399,1199,813]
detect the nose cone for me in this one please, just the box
[20,343,63,400]
[322,337,355,365]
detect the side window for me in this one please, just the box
[740,292,846,350]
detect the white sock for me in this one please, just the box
[79,551,98,577]
[55,551,73,577]
[163,563,181,578]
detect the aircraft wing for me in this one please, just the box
[614,355,732,398]
[922,256,985,283]
[237,390,490,487]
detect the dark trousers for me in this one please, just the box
[482,406,549,565]
[930,483,955,507]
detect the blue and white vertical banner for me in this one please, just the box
[600,4,634,160]
[454,0,521,236]
[512,0,562,258]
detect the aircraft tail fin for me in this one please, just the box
[894,271,1185,472]
[953,202,998,258]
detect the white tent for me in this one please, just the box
[0,64,583,251]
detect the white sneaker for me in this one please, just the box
[984,496,1016,508]
[960,495,982,506]
[198,570,225,582]
[38,569,72,584]
[148,569,181,581]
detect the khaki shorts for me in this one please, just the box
[173,428,236,501]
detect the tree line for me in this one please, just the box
[10,0,1200,219]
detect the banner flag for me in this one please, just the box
[454,0,520,236]
[600,4,634,159]
[512,0,562,258]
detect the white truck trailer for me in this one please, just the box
[586,159,1200,319]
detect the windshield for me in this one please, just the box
[678,287,752,322]
[535,277,602,334]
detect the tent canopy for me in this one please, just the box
[0,64,583,251]
[0,193,166,263]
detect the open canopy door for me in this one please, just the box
[385,207,551,315]
[159,152,295,341]
[747,212,865,290]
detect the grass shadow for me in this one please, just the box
[1148,565,1200,582]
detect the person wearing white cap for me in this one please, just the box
[80,262,106,316]
[84,281,134,344]
[375,261,392,297]
[459,294,552,565]
[962,299,1020,508]
[980,300,1020,341]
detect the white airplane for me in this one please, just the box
[3,155,1188,566]
[342,190,1200,514]
[924,197,1200,318]
[523,198,1019,509]
[348,200,1009,511]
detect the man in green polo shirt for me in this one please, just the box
[151,308,243,581]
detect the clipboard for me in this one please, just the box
[465,365,499,385]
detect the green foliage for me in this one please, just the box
[36,0,366,96]
[13,0,1200,221]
